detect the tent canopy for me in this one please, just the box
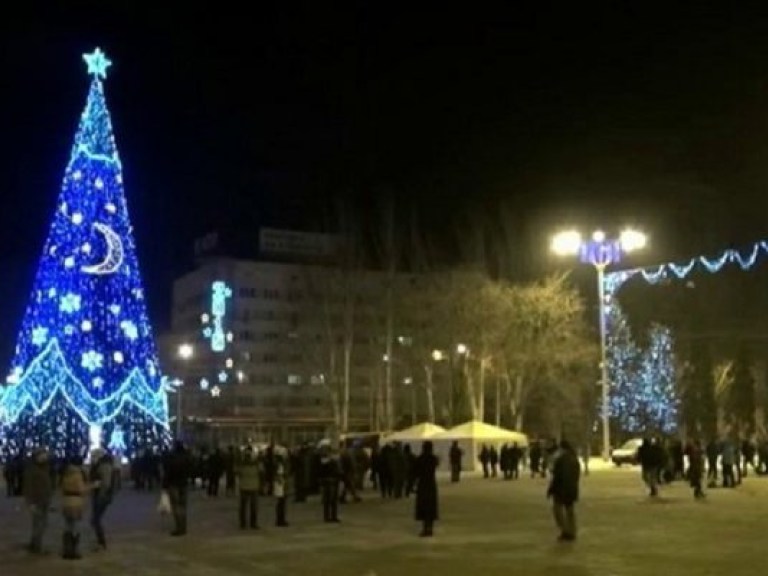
[385,422,446,441]
[434,420,528,444]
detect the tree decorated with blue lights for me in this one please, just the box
[0,49,170,458]
[635,324,678,434]
[607,303,679,435]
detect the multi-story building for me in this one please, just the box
[160,229,423,446]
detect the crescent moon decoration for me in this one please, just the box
[81,222,124,275]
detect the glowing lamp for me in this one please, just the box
[551,230,582,256]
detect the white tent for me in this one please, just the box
[432,420,528,471]
[382,422,446,453]
[384,422,446,441]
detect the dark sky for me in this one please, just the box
[3,3,768,351]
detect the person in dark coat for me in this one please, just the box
[479,445,490,478]
[685,439,705,499]
[449,441,463,483]
[489,446,499,478]
[705,439,719,485]
[89,449,115,551]
[318,444,341,523]
[24,448,53,554]
[207,448,224,497]
[163,441,192,536]
[414,441,439,537]
[638,438,662,497]
[547,440,580,542]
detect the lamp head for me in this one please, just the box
[620,228,647,252]
[551,230,582,256]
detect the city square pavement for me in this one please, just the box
[2,465,767,576]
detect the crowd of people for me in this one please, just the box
[635,435,768,500]
[1,437,446,560]
[13,432,766,561]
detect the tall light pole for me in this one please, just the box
[176,343,194,438]
[551,228,647,460]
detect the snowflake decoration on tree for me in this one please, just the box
[92,377,104,389]
[109,304,121,316]
[120,320,138,340]
[113,351,124,364]
[31,327,49,347]
[60,292,82,313]
[48,287,57,299]
[81,350,104,372]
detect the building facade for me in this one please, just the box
[161,230,423,446]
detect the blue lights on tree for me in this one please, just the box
[0,49,169,458]
[601,240,768,438]
[606,302,679,435]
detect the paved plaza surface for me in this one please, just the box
[2,466,767,576]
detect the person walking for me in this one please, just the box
[60,456,87,559]
[236,446,261,529]
[638,438,661,497]
[163,441,192,536]
[479,445,490,478]
[706,439,719,487]
[489,446,499,478]
[24,447,53,555]
[414,441,439,537]
[89,449,115,551]
[685,439,706,499]
[318,444,341,523]
[449,441,463,483]
[721,437,736,488]
[547,440,581,542]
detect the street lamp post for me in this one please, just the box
[551,228,647,461]
[176,343,194,438]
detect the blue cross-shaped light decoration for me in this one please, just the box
[202,281,233,353]
[83,48,112,80]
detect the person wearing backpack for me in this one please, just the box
[89,449,114,551]
[60,456,87,559]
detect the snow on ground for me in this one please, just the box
[1,466,765,576]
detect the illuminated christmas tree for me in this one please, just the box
[635,324,678,434]
[0,49,170,458]
[607,304,678,435]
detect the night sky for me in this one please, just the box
[3,4,768,360]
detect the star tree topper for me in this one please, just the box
[83,48,112,80]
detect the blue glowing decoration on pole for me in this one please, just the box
[202,281,232,353]
[200,280,236,398]
[0,49,169,458]
[579,238,623,268]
